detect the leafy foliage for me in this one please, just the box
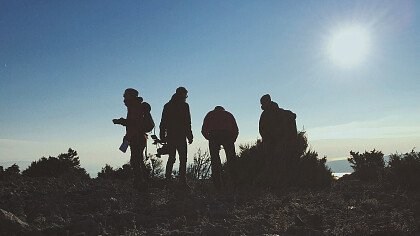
[234,131,333,189]
[97,155,164,180]
[348,150,384,181]
[187,149,211,180]
[297,150,333,188]
[97,164,133,180]
[146,155,164,179]
[0,164,21,180]
[22,148,89,179]
[387,150,420,190]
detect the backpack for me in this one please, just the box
[142,102,155,133]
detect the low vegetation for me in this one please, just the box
[1,139,419,235]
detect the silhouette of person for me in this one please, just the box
[160,87,193,187]
[202,106,239,190]
[258,94,298,185]
[113,88,151,190]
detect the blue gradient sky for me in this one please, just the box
[1,0,419,175]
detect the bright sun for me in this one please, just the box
[328,25,371,68]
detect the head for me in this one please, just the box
[214,106,225,111]
[260,94,272,109]
[123,88,139,107]
[175,86,188,102]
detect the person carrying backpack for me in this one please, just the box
[113,88,154,190]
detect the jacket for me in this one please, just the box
[159,95,193,141]
[201,106,239,141]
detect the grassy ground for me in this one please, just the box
[0,177,419,235]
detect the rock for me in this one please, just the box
[0,208,36,234]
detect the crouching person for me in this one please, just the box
[201,106,239,190]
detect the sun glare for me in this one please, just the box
[328,25,371,68]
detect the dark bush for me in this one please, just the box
[387,150,420,190]
[234,131,333,189]
[0,164,20,180]
[296,150,333,188]
[97,164,132,180]
[348,150,384,181]
[146,155,164,179]
[97,155,164,180]
[187,149,211,180]
[22,148,89,179]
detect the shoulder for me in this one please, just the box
[225,111,235,118]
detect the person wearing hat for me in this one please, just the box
[113,88,152,190]
[159,87,193,188]
[201,106,239,190]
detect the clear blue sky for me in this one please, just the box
[1,0,419,175]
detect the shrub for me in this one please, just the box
[97,164,132,180]
[146,155,164,179]
[97,155,164,180]
[348,150,385,181]
[296,150,333,188]
[0,164,20,179]
[387,150,420,190]
[234,131,333,189]
[22,148,89,179]
[187,149,211,180]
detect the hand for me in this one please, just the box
[188,138,193,144]
[113,118,124,125]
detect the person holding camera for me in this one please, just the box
[159,87,193,188]
[201,106,239,190]
[113,88,154,190]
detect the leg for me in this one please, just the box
[165,142,177,180]
[209,140,222,189]
[130,134,145,186]
[139,135,148,181]
[223,141,237,186]
[177,139,188,185]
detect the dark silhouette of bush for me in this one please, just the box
[98,155,164,180]
[234,131,333,189]
[97,164,133,180]
[296,150,333,188]
[387,150,420,190]
[146,155,164,179]
[348,150,384,181]
[22,148,89,179]
[0,164,20,180]
[187,149,211,180]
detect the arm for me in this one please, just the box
[259,113,266,139]
[201,113,210,140]
[230,114,239,141]
[113,118,127,126]
[159,105,168,141]
[186,103,193,143]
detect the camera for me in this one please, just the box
[151,135,170,157]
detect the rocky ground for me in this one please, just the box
[0,176,419,235]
